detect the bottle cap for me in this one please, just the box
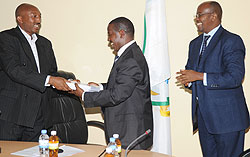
[41,129,47,134]
[113,134,119,139]
[106,147,113,153]
[51,130,57,136]
[109,137,115,142]
[109,145,116,150]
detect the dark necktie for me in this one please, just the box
[198,35,210,65]
[114,55,119,62]
[193,35,210,131]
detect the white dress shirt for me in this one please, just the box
[19,26,50,86]
[202,24,221,86]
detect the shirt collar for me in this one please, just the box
[203,24,221,43]
[18,25,38,42]
[117,40,135,57]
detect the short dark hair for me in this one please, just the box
[109,17,135,37]
[209,1,222,21]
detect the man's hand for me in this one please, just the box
[49,76,71,91]
[69,83,84,98]
[88,82,99,87]
[176,69,203,85]
[70,79,81,83]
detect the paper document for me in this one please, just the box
[11,145,84,156]
[66,81,101,92]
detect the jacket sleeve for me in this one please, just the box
[84,58,143,108]
[207,35,245,90]
[0,32,53,92]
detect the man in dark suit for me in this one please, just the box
[176,1,250,156]
[0,3,71,141]
[72,17,153,150]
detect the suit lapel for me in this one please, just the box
[107,42,136,86]
[199,26,224,66]
[194,36,203,69]
[112,42,136,68]
[116,42,136,64]
[36,38,46,74]
[14,27,38,72]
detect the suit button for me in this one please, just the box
[24,94,28,97]
[0,110,2,116]
[23,63,26,66]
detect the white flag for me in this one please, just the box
[143,0,171,155]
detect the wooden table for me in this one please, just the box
[0,140,171,156]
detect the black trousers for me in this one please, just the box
[0,104,45,142]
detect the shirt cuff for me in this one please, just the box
[203,73,207,86]
[45,75,51,86]
[82,92,85,101]
[98,83,104,91]
[82,83,103,101]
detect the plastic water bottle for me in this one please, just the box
[49,130,59,157]
[39,129,49,157]
[107,137,118,157]
[104,147,114,157]
[113,134,121,157]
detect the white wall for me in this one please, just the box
[1,0,249,156]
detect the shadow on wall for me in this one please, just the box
[175,81,192,94]
[83,105,104,118]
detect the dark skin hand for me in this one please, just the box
[69,81,100,98]
[49,76,72,91]
[69,83,84,98]
[176,69,204,86]
[87,82,99,86]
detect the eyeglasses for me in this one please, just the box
[194,12,214,18]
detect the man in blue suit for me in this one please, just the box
[176,1,250,156]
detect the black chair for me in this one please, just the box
[47,70,104,144]
[240,148,250,157]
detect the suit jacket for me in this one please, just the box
[84,42,153,149]
[0,27,57,128]
[186,26,250,134]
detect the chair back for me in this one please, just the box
[47,70,88,144]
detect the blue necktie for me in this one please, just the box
[114,55,119,62]
[193,35,210,131]
[198,35,210,65]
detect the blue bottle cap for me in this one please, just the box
[41,129,47,134]
[110,137,115,142]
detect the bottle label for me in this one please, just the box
[49,142,59,150]
[117,145,121,153]
[39,140,49,148]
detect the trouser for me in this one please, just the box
[197,107,245,157]
[0,105,45,142]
